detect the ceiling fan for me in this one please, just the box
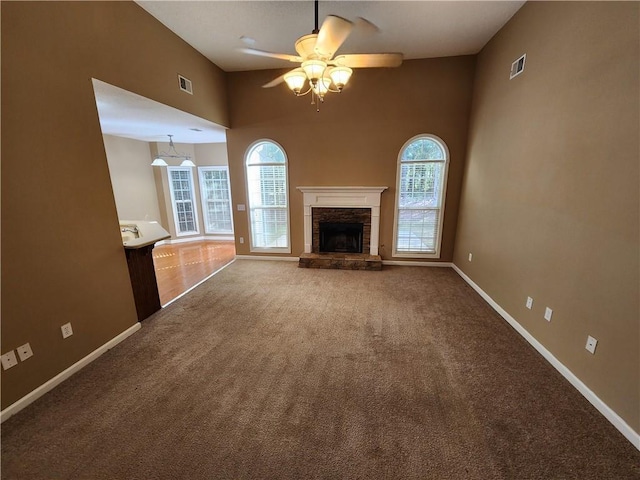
[239,0,403,111]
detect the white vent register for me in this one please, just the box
[510,54,526,79]
[297,186,387,256]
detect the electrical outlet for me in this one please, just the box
[1,351,18,370]
[544,307,553,322]
[526,296,533,309]
[585,335,598,354]
[237,204,246,211]
[239,237,244,244]
[468,253,473,262]
[16,343,33,361]
[61,322,73,339]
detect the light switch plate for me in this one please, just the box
[526,297,533,310]
[544,307,553,321]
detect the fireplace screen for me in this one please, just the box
[319,222,364,253]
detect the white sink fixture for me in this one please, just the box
[119,220,170,249]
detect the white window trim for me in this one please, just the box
[197,166,234,235]
[392,134,450,259]
[244,139,291,254]
[167,166,200,237]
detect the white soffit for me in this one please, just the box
[91,79,227,144]
[136,1,526,72]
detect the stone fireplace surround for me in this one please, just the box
[297,186,387,270]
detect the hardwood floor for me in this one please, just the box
[152,240,236,305]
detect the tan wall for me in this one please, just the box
[103,135,162,223]
[194,143,229,167]
[453,2,639,431]
[226,57,476,259]
[1,1,228,409]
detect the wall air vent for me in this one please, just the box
[510,54,526,79]
[178,74,193,94]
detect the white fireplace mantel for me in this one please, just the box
[297,186,388,256]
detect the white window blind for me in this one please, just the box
[393,135,449,257]
[198,166,233,234]
[245,141,290,252]
[168,167,199,236]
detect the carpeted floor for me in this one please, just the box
[2,260,639,479]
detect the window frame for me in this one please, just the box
[197,166,234,235]
[167,166,200,237]
[244,139,291,254]
[392,134,450,259]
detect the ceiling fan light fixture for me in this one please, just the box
[284,68,308,95]
[329,66,353,91]
[301,59,327,85]
[313,76,332,99]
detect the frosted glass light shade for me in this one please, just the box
[301,60,326,84]
[312,77,332,98]
[329,66,353,91]
[151,158,168,166]
[180,159,196,167]
[284,69,307,94]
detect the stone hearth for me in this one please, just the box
[298,252,382,271]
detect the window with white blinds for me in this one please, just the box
[168,167,199,236]
[198,166,234,234]
[245,140,290,252]
[393,135,449,258]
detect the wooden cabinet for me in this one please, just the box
[125,245,162,321]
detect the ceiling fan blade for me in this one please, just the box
[353,17,380,36]
[314,15,353,59]
[262,69,301,89]
[333,53,403,68]
[237,47,302,63]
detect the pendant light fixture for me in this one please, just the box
[151,135,195,167]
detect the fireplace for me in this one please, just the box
[319,222,364,253]
[297,186,387,256]
[312,207,371,254]
[297,186,387,270]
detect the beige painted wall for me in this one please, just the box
[454,2,639,431]
[103,135,162,223]
[226,57,476,260]
[194,143,229,167]
[1,1,228,409]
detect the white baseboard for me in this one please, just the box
[159,235,235,246]
[0,323,141,423]
[235,255,299,262]
[383,260,453,267]
[451,263,640,451]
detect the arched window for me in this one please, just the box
[393,135,449,258]
[245,140,290,252]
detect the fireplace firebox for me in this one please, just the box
[319,222,364,253]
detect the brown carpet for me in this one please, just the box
[2,260,639,479]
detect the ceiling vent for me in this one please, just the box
[178,74,193,95]
[510,54,526,80]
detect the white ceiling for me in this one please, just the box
[136,1,526,72]
[94,1,526,144]
[92,79,227,143]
